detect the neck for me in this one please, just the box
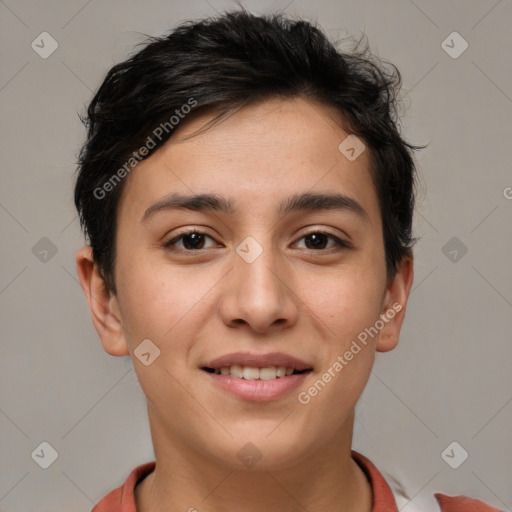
[135,409,372,512]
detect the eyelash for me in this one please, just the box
[163,229,351,254]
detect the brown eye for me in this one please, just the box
[295,231,349,251]
[304,233,329,250]
[164,230,217,251]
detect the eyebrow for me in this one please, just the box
[142,191,368,222]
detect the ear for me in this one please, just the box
[76,246,129,357]
[376,256,414,353]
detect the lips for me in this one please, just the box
[201,352,313,401]
[204,352,312,372]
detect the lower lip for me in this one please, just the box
[203,371,310,402]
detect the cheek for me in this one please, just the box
[306,263,386,341]
[115,259,183,343]
[115,254,221,351]
[301,285,381,430]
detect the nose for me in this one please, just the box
[219,243,299,335]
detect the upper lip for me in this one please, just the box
[203,352,312,371]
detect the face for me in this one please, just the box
[78,97,412,470]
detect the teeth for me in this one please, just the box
[259,367,277,380]
[230,364,243,378]
[213,365,301,380]
[242,367,260,380]
[276,366,287,377]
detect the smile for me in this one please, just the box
[203,365,309,380]
[201,352,313,401]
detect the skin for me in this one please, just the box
[77,97,413,512]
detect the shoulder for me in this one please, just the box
[91,461,156,512]
[434,493,504,512]
[352,450,503,512]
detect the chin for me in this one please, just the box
[206,424,316,471]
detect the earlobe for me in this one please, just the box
[376,256,414,353]
[76,246,130,357]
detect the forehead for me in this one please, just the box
[118,97,380,226]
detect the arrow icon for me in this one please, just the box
[441,441,468,469]
[32,237,58,262]
[236,237,263,263]
[31,32,59,59]
[31,441,58,469]
[441,32,468,59]
[338,134,365,161]
[442,236,467,263]
[236,441,262,468]
[134,339,160,366]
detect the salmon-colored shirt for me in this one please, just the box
[91,451,502,512]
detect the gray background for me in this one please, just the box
[1,0,511,510]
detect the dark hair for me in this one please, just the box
[75,9,419,293]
